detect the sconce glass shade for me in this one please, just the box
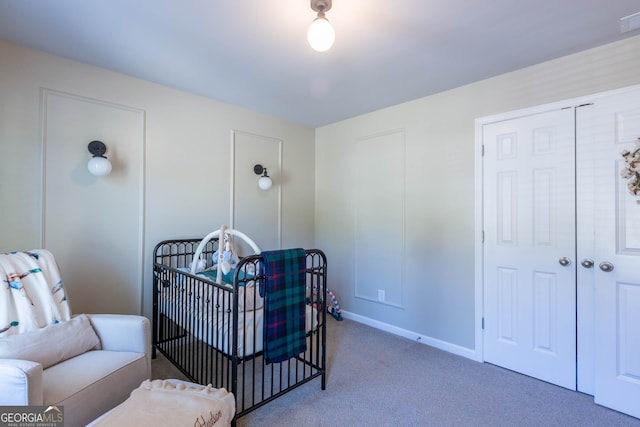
[254,164,273,190]
[258,175,273,190]
[88,156,112,176]
[308,15,335,52]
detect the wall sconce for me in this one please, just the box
[308,0,335,52]
[253,164,273,190]
[87,140,112,177]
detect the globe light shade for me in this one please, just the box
[88,156,112,176]
[308,16,335,52]
[258,175,273,190]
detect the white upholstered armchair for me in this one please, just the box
[0,250,151,427]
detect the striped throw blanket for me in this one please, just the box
[260,248,307,364]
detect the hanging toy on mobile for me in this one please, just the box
[211,225,240,283]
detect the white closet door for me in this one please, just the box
[483,108,577,389]
[577,89,640,418]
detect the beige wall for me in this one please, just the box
[0,40,315,317]
[3,34,640,352]
[315,35,640,352]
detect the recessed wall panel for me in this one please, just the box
[42,89,144,314]
[354,130,405,307]
[232,131,281,252]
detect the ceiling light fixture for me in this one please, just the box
[308,0,335,52]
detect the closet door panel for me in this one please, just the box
[578,89,640,418]
[483,108,576,390]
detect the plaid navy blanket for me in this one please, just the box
[260,248,307,364]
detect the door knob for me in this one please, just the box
[599,261,614,272]
[581,259,594,269]
[558,257,572,266]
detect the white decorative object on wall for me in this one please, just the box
[620,137,640,201]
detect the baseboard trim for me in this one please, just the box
[340,310,481,361]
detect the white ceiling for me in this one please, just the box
[1,0,639,127]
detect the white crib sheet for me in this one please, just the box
[159,280,318,357]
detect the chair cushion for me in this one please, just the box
[0,314,100,369]
[43,350,147,427]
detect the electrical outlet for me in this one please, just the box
[377,289,385,302]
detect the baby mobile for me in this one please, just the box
[621,137,640,204]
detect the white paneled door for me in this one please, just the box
[577,90,640,419]
[481,86,640,418]
[482,108,577,389]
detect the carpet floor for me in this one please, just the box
[152,317,640,427]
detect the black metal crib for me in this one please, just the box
[152,238,327,425]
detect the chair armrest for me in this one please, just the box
[87,314,150,353]
[0,359,43,405]
[87,314,151,378]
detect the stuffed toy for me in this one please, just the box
[211,225,239,280]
